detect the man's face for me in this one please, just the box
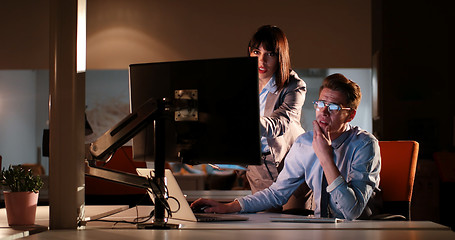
[315,88,356,139]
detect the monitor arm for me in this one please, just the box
[84,90,197,229]
[84,98,171,228]
[86,89,198,163]
[84,96,162,188]
[86,97,160,163]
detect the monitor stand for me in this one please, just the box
[85,98,181,229]
[136,100,180,229]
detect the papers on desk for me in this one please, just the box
[270,216,343,223]
[208,164,247,171]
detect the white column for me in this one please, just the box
[49,0,86,229]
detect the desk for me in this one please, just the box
[1,206,454,240]
[18,228,455,240]
[90,206,449,231]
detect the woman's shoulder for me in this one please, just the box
[288,70,306,89]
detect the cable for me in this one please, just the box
[145,174,174,218]
[167,196,181,213]
[87,205,154,226]
[85,171,183,226]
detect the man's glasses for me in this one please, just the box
[312,100,351,113]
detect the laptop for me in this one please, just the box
[136,168,248,222]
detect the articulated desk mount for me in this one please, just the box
[85,90,198,229]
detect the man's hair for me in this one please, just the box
[319,73,362,110]
[248,25,291,91]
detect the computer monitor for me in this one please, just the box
[129,57,262,166]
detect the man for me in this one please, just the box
[191,73,381,220]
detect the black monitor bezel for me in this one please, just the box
[128,57,262,166]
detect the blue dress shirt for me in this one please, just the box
[259,75,277,153]
[237,124,381,220]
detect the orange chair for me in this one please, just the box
[378,141,419,220]
[85,146,150,205]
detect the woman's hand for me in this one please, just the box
[190,198,241,214]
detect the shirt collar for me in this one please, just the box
[331,124,353,149]
[263,74,277,94]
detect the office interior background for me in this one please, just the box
[0,0,452,227]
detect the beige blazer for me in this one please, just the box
[260,70,306,166]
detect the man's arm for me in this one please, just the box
[328,140,381,220]
[312,121,380,220]
[191,138,309,214]
[312,120,340,184]
[190,198,241,213]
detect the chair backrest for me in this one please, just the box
[378,141,419,219]
[85,146,148,204]
[21,163,46,176]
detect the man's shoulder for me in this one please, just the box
[349,126,379,146]
[292,126,379,147]
[294,131,314,145]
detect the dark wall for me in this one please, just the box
[373,0,453,158]
[373,0,453,229]
[1,1,371,70]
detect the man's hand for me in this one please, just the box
[312,120,341,184]
[312,120,333,162]
[190,198,241,214]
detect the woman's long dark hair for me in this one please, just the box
[248,25,291,91]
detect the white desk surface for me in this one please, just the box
[1,205,454,240]
[20,228,455,240]
[90,205,449,231]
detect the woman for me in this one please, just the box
[246,25,312,213]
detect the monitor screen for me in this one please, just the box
[129,57,261,165]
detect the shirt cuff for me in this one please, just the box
[235,198,245,212]
[326,175,345,193]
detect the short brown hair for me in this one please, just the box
[248,25,291,91]
[319,73,362,110]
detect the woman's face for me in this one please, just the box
[249,43,279,82]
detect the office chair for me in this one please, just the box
[376,140,419,220]
[21,164,46,176]
[85,146,151,205]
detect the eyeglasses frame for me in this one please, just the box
[312,100,352,113]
